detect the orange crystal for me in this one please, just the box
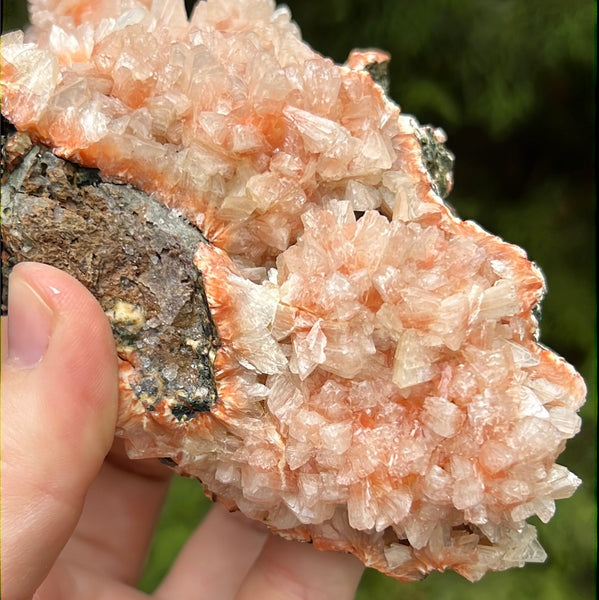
[1,0,586,582]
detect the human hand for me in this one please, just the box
[1,262,364,600]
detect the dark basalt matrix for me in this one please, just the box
[1,136,220,420]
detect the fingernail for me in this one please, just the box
[7,273,55,367]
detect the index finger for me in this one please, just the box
[50,438,173,587]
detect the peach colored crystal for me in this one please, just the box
[1,0,586,582]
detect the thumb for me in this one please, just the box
[1,262,119,600]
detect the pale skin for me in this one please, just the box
[1,262,364,600]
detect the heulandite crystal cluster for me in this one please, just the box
[0,0,587,582]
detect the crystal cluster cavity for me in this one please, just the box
[1,0,586,582]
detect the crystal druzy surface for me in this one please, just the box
[0,0,587,582]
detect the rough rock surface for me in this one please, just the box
[0,0,587,583]
[1,140,220,419]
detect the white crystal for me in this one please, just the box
[384,543,412,569]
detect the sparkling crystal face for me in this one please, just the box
[0,0,586,583]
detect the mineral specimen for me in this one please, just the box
[0,0,586,583]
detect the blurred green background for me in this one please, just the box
[2,1,596,598]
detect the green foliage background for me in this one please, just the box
[2,1,596,598]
